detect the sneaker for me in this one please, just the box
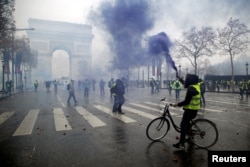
[173,143,185,150]
[118,112,125,114]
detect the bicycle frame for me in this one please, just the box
[147,99,219,148]
[163,103,209,137]
[162,103,181,133]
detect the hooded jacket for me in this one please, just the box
[177,74,200,110]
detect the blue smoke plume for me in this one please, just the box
[89,0,155,69]
[148,32,177,72]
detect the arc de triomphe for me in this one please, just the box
[27,19,94,81]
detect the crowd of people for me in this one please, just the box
[29,73,249,151]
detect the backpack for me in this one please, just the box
[175,81,180,88]
[113,80,125,96]
[67,83,71,90]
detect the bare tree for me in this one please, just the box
[175,27,216,75]
[216,18,250,91]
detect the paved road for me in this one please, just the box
[0,86,249,167]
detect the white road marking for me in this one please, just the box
[200,108,223,113]
[130,103,179,115]
[75,106,106,127]
[53,108,72,131]
[94,105,136,123]
[0,111,15,124]
[13,109,39,136]
[57,95,66,107]
[144,101,223,113]
[206,99,250,107]
[122,106,157,119]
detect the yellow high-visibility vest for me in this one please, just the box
[183,84,201,110]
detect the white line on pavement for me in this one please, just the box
[122,106,158,119]
[0,111,15,124]
[130,103,179,115]
[53,108,72,131]
[57,95,66,107]
[13,109,39,136]
[206,99,250,107]
[145,101,223,113]
[75,106,106,127]
[94,105,136,123]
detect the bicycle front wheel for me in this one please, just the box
[189,119,219,148]
[146,117,170,141]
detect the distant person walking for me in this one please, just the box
[45,81,51,92]
[34,80,38,92]
[92,79,96,91]
[174,79,181,99]
[108,78,114,98]
[67,80,77,105]
[6,80,12,96]
[168,80,173,96]
[239,80,244,100]
[83,79,91,98]
[53,80,58,93]
[99,79,105,97]
[150,78,156,94]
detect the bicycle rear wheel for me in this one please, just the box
[146,117,170,141]
[189,119,219,148]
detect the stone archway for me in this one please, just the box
[26,19,94,81]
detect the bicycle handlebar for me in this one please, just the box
[159,97,175,107]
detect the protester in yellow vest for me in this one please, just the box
[172,74,201,150]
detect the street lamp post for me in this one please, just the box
[142,70,144,88]
[178,65,181,78]
[246,62,249,79]
[1,52,5,92]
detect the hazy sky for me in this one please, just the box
[14,0,250,76]
[14,0,250,36]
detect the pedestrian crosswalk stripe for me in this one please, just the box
[94,105,136,123]
[122,106,158,119]
[129,103,179,116]
[0,111,15,124]
[75,106,106,127]
[200,108,223,113]
[57,95,66,107]
[144,101,159,106]
[53,108,72,131]
[13,109,39,136]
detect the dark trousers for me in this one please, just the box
[84,87,89,98]
[201,92,205,105]
[100,87,105,96]
[179,110,198,144]
[175,89,180,99]
[112,95,125,112]
[67,92,76,103]
[240,88,244,99]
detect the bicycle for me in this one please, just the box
[146,99,219,149]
